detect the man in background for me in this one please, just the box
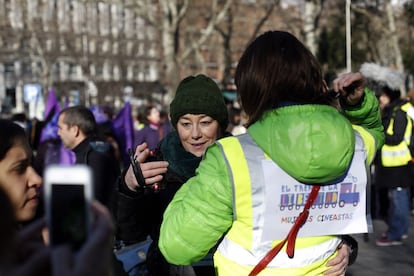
[58,105,120,210]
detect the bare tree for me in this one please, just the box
[352,0,404,72]
[101,0,232,102]
[385,0,404,72]
[215,0,281,87]
[303,0,325,55]
[26,1,62,97]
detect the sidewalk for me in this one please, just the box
[346,216,414,276]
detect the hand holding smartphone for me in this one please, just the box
[127,148,166,192]
[128,148,146,188]
[44,164,93,251]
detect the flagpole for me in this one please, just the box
[346,0,352,72]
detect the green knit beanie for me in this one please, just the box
[170,74,228,132]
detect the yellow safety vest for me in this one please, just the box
[213,133,368,276]
[381,102,413,167]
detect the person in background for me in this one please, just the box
[405,87,414,216]
[134,104,167,150]
[160,109,173,137]
[231,109,248,136]
[0,119,116,276]
[159,31,384,275]
[226,106,247,136]
[358,62,412,246]
[133,106,145,132]
[374,83,412,246]
[226,106,242,134]
[57,105,120,210]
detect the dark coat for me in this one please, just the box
[115,131,201,243]
[135,124,165,151]
[375,99,412,189]
[73,136,120,209]
[115,131,213,276]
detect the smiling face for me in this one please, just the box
[176,114,221,157]
[0,141,42,222]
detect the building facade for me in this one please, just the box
[0,0,162,117]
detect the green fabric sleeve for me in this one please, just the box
[159,143,233,265]
[341,88,385,151]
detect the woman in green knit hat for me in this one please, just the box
[115,74,229,275]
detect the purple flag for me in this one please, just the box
[90,105,110,124]
[39,89,75,165]
[112,102,134,168]
[59,145,76,165]
[44,89,59,117]
[39,90,60,143]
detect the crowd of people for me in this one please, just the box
[1,29,413,276]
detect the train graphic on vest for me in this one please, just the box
[279,182,360,211]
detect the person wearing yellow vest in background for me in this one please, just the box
[405,88,414,216]
[159,30,384,276]
[373,83,413,246]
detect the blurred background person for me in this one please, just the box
[360,63,412,246]
[57,105,120,210]
[373,81,411,246]
[134,104,170,150]
[405,87,414,216]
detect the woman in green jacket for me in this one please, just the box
[159,31,384,275]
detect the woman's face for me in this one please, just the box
[177,114,220,157]
[147,107,160,124]
[0,142,42,222]
[379,93,390,110]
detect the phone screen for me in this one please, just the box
[50,184,87,251]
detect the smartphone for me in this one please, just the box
[128,148,146,188]
[44,164,93,251]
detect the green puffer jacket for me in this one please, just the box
[159,88,384,265]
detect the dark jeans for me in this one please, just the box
[386,187,410,240]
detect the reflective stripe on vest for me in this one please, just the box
[214,132,366,271]
[381,102,413,167]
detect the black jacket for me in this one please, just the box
[73,136,120,209]
[115,131,212,276]
[374,99,412,189]
[115,131,200,243]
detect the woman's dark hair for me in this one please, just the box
[235,30,326,126]
[0,119,28,161]
[381,86,401,103]
[0,186,17,262]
